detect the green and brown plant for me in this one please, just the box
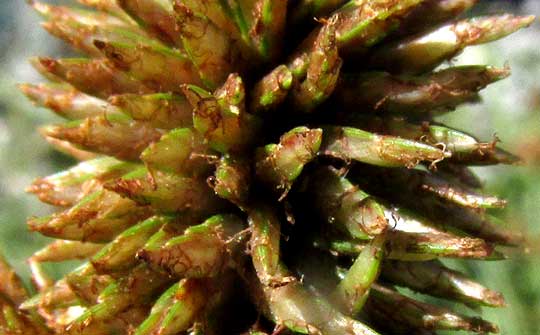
[0,0,536,334]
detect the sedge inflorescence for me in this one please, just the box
[0,0,536,334]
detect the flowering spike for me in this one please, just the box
[248,205,282,286]
[11,0,536,333]
[353,116,520,166]
[348,165,524,245]
[248,205,381,335]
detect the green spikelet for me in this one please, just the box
[9,0,537,334]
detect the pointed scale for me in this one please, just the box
[0,295,49,335]
[65,263,112,304]
[325,0,425,55]
[369,14,535,74]
[289,0,348,27]
[354,160,506,209]
[133,279,209,335]
[291,16,343,112]
[389,0,479,39]
[250,64,293,113]
[66,264,173,334]
[138,214,245,277]
[91,216,172,274]
[77,0,133,21]
[93,39,203,92]
[381,259,505,307]
[33,57,151,99]
[20,279,80,311]
[252,0,424,112]
[172,3,241,90]
[333,234,386,315]
[109,93,193,129]
[248,0,288,62]
[321,126,450,168]
[366,284,499,333]
[177,0,241,40]
[211,155,251,208]
[349,165,523,245]
[317,230,498,261]
[19,83,122,120]
[305,166,388,240]
[27,189,152,243]
[182,74,261,154]
[32,1,148,57]
[31,240,103,264]
[140,127,210,176]
[28,240,102,290]
[105,167,226,215]
[350,116,520,166]
[116,0,182,47]
[40,114,163,161]
[255,127,322,200]
[27,157,138,207]
[336,65,510,116]
[42,135,98,161]
[66,306,149,335]
[247,205,381,335]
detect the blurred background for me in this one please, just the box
[0,1,539,334]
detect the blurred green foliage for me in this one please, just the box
[0,1,538,334]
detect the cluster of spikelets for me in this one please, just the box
[0,0,536,334]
